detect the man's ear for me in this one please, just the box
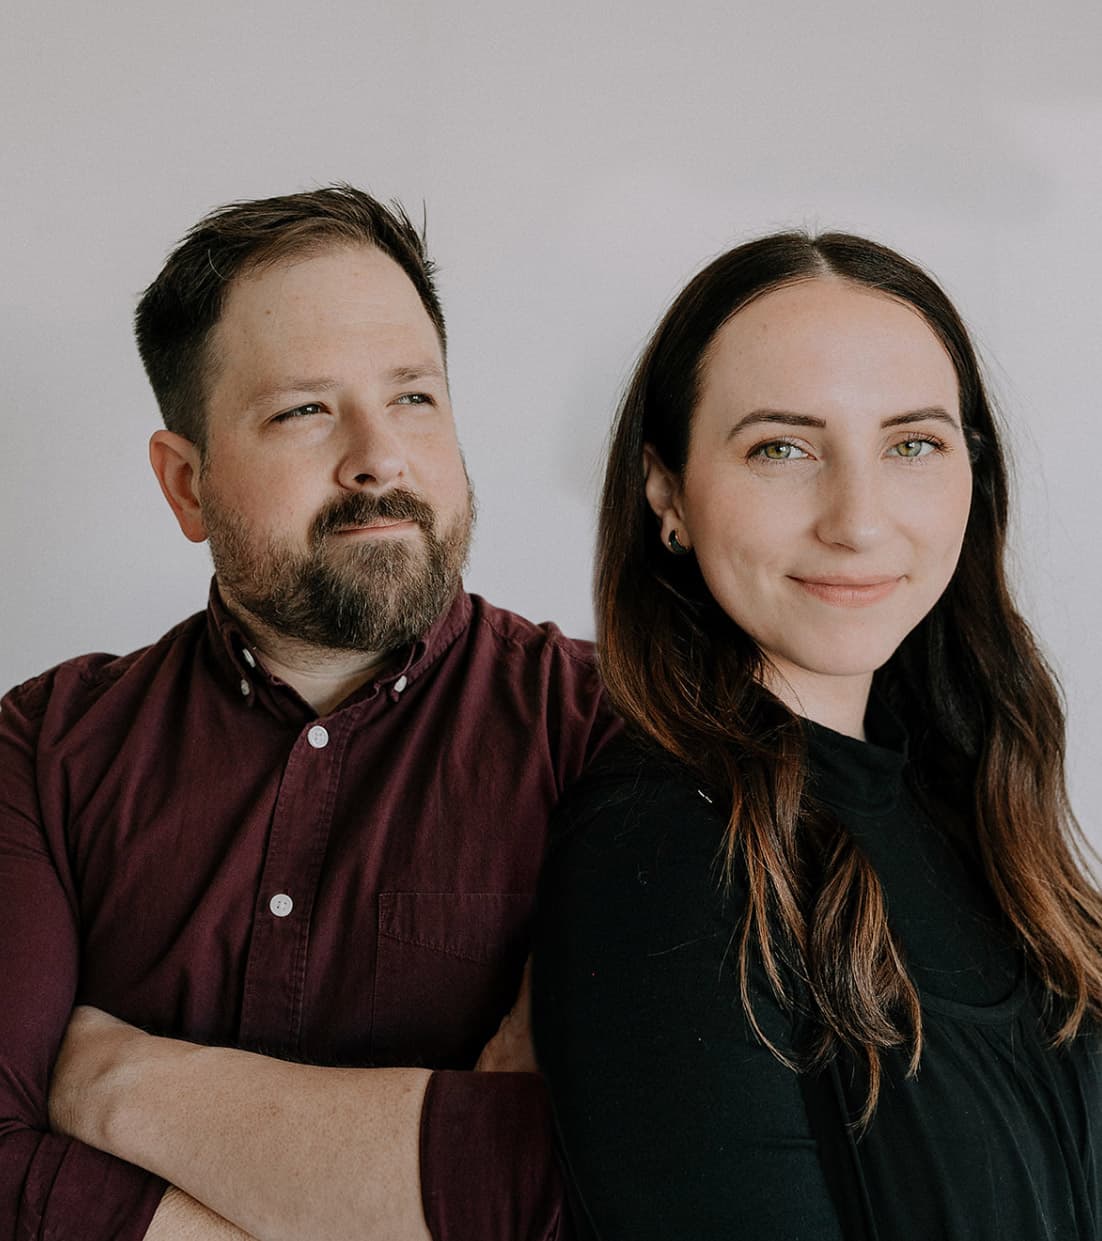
[149,431,208,543]
[642,443,690,552]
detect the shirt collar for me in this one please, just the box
[204,579,473,720]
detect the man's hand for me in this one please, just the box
[475,957,538,1073]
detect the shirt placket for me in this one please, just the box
[238,715,348,1057]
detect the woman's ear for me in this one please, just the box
[149,431,208,543]
[643,444,691,552]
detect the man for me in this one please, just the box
[0,186,619,1240]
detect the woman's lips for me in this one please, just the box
[790,576,902,606]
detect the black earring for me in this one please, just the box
[667,530,690,556]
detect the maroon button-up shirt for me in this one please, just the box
[0,585,620,1241]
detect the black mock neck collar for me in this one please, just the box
[803,697,909,817]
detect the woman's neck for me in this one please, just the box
[762,662,873,740]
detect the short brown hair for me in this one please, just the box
[135,184,447,448]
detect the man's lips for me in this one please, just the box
[330,519,419,537]
[789,576,903,606]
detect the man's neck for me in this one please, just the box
[220,593,395,716]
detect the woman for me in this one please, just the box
[533,232,1102,1240]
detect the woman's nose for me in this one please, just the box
[814,467,886,552]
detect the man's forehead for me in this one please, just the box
[213,247,440,355]
[201,245,445,416]
[242,237,382,276]
[224,242,417,315]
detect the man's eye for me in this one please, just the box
[273,403,324,422]
[395,392,433,406]
[750,440,808,462]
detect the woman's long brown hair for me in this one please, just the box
[597,232,1102,1125]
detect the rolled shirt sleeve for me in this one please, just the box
[420,1071,571,1241]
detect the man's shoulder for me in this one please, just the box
[2,611,207,726]
[465,594,597,668]
[453,595,621,774]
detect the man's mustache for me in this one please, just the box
[311,490,435,543]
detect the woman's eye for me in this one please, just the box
[752,441,808,462]
[891,438,938,459]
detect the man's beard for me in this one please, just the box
[203,485,474,653]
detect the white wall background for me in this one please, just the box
[2,0,1099,847]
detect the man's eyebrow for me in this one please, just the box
[384,363,446,385]
[247,364,447,410]
[247,377,341,409]
[726,406,960,440]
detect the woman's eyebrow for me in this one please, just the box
[880,407,961,431]
[727,406,960,440]
[727,411,825,440]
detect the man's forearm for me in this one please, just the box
[145,1187,258,1241]
[52,1014,431,1241]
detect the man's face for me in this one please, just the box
[196,243,474,653]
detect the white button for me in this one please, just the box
[239,678,251,697]
[307,725,329,749]
[393,675,408,694]
[269,893,294,918]
[241,648,256,668]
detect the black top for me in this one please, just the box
[534,715,1102,1240]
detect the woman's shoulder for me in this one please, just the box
[548,732,732,892]
[557,731,724,827]
[540,734,743,984]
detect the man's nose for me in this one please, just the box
[336,408,407,491]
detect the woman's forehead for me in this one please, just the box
[696,277,959,422]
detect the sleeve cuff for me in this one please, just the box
[18,1133,167,1241]
[419,1070,568,1241]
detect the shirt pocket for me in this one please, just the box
[371,891,533,1068]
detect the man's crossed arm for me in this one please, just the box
[49,967,537,1241]
[50,1008,431,1241]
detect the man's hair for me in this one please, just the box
[135,184,447,448]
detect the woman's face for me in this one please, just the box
[645,275,974,731]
